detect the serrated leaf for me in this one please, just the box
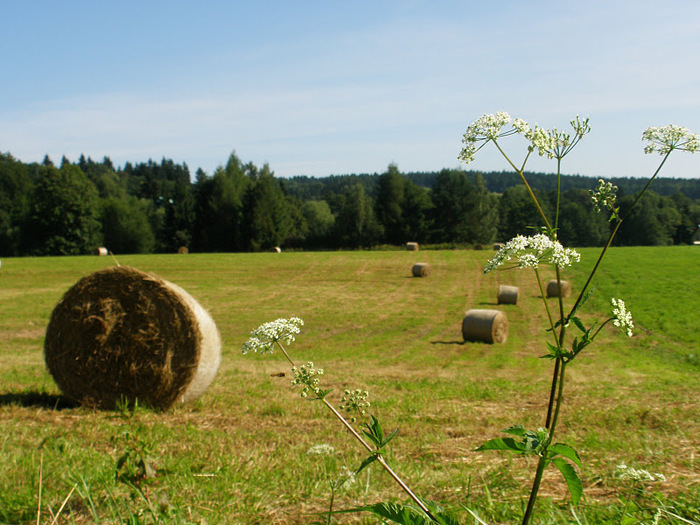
[380,427,400,449]
[355,454,379,475]
[551,457,583,505]
[501,425,526,437]
[549,443,583,469]
[571,316,586,333]
[476,437,525,453]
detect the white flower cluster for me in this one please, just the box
[307,443,335,456]
[642,124,700,155]
[589,179,618,214]
[524,116,591,160]
[241,317,304,354]
[291,361,324,398]
[336,465,357,490]
[484,234,581,274]
[615,463,665,483]
[459,111,513,164]
[339,388,371,423]
[611,298,634,337]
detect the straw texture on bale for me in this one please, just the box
[94,247,108,256]
[44,266,221,410]
[497,285,519,305]
[546,279,572,298]
[462,309,508,344]
[411,262,432,277]
[177,246,189,254]
[406,242,419,251]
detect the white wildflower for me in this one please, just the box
[615,463,664,483]
[291,361,324,398]
[241,317,304,354]
[524,116,591,160]
[643,124,700,155]
[339,389,371,423]
[611,298,634,337]
[459,112,513,164]
[484,234,580,274]
[336,465,357,490]
[589,179,618,216]
[307,443,335,456]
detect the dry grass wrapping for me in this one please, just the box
[94,247,108,256]
[462,309,508,344]
[44,266,221,410]
[546,279,572,298]
[412,262,432,277]
[406,242,419,251]
[497,284,519,305]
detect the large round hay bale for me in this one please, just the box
[44,266,221,410]
[273,246,282,253]
[462,309,508,344]
[546,279,572,298]
[412,262,432,277]
[406,242,419,251]
[177,246,189,254]
[94,247,108,256]
[497,285,519,305]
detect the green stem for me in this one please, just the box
[277,341,437,522]
[554,158,562,234]
[493,140,552,231]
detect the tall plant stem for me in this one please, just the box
[276,342,437,521]
[554,158,562,234]
[493,141,552,231]
[522,362,568,525]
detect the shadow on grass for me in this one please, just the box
[0,391,78,410]
[430,340,465,345]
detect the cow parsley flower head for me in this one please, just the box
[642,124,700,155]
[523,116,591,160]
[611,298,634,337]
[484,234,581,274]
[307,443,335,456]
[336,465,357,490]
[241,317,304,354]
[339,388,371,423]
[459,112,514,164]
[291,361,324,398]
[589,179,618,215]
[615,463,665,483]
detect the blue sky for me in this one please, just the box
[2,1,699,179]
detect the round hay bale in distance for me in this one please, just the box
[411,262,432,277]
[94,247,108,256]
[406,242,419,251]
[44,266,221,410]
[273,246,282,253]
[546,279,572,298]
[177,246,189,254]
[493,243,504,251]
[497,285,519,305]
[462,309,508,344]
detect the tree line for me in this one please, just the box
[1,150,698,257]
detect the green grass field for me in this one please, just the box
[0,247,698,524]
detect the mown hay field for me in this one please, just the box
[0,247,698,524]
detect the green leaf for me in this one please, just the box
[501,425,526,437]
[571,316,586,333]
[380,427,400,449]
[356,454,379,475]
[551,457,583,505]
[549,443,583,469]
[546,342,560,357]
[330,502,432,524]
[476,437,525,453]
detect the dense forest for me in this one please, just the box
[1,150,699,257]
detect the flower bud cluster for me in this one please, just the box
[241,317,304,354]
[589,179,618,215]
[642,124,700,155]
[484,234,581,274]
[615,463,665,483]
[291,361,324,398]
[459,111,513,164]
[611,298,634,337]
[339,388,371,423]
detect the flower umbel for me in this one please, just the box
[292,361,324,398]
[484,234,581,274]
[611,298,634,337]
[241,317,304,354]
[642,124,700,155]
[459,111,515,164]
[589,179,619,219]
[307,443,335,456]
[615,463,666,483]
[339,389,371,423]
